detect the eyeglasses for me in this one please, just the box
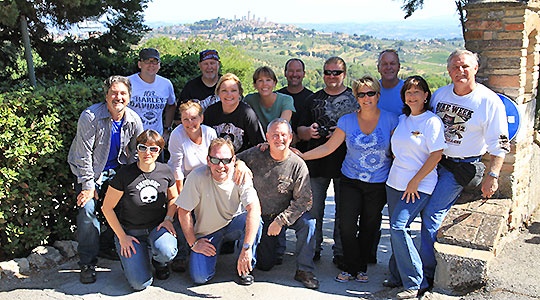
[137,144,161,153]
[323,70,344,76]
[208,155,233,165]
[142,59,160,65]
[356,91,377,98]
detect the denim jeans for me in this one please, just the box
[114,226,177,291]
[308,177,343,256]
[257,212,316,272]
[386,185,431,290]
[339,177,386,274]
[420,163,465,283]
[172,217,189,259]
[76,168,117,267]
[189,212,263,284]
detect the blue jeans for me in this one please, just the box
[189,212,263,284]
[76,168,116,267]
[420,163,465,283]
[309,177,343,256]
[257,212,316,272]
[114,226,177,291]
[386,185,431,290]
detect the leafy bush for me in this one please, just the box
[0,78,103,260]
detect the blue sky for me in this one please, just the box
[144,0,460,24]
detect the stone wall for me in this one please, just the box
[465,0,540,230]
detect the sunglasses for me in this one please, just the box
[323,70,344,76]
[356,91,377,98]
[208,155,233,165]
[137,144,161,153]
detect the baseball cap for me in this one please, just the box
[139,48,160,61]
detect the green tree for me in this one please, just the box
[0,0,150,83]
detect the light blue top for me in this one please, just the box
[243,92,295,132]
[378,79,404,115]
[337,110,399,183]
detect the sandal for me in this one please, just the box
[335,271,354,282]
[355,272,369,283]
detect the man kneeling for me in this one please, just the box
[176,138,262,285]
[237,118,319,289]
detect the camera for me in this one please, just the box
[316,123,332,138]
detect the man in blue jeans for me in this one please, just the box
[68,75,143,284]
[237,119,319,289]
[420,49,510,290]
[176,138,262,285]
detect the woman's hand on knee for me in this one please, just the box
[119,235,140,258]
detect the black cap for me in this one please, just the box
[139,48,160,61]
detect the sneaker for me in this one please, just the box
[80,265,96,284]
[332,255,346,271]
[171,258,186,273]
[237,272,254,285]
[335,271,354,283]
[396,289,418,299]
[294,270,319,289]
[355,272,368,283]
[152,259,170,280]
[97,248,120,261]
[313,251,321,262]
[382,279,402,288]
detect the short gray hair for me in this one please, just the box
[267,118,293,135]
[104,75,131,98]
[447,50,479,68]
[377,49,400,67]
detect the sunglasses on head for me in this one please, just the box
[356,91,377,98]
[323,70,344,76]
[208,155,233,165]
[137,144,161,153]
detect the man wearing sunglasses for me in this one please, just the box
[68,75,144,284]
[377,49,405,115]
[128,48,176,141]
[176,138,262,286]
[296,57,359,270]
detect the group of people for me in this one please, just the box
[67,46,510,299]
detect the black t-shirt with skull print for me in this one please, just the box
[110,162,175,230]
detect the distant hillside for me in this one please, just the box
[293,18,463,40]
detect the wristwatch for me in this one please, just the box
[164,215,174,223]
[242,243,252,250]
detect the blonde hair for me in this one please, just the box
[208,137,235,156]
[352,75,381,97]
[179,100,203,116]
[215,73,244,98]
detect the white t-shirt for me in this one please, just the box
[387,111,446,194]
[431,83,509,158]
[167,124,217,181]
[175,166,259,238]
[128,74,176,135]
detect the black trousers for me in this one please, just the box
[338,176,386,274]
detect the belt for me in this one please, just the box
[442,155,482,162]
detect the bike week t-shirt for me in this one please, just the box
[387,111,447,194]
[128,74,176,135]
[110,162,175,230]
[337,110,398,183]
[378,79,405,115]
[297,87,360,178]
[104,118,123,170]
[203,101,265,153]
[243,92,296,132]
[431,83,510,158]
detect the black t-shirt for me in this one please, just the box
[297,87,360,178]
[277,86,314,152]
[110,162,175,230]
[174,75,221,120]
[203,101,266,153]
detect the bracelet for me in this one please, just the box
[190,240,198,249]
[164,215,174,223]
[487,172,499,179]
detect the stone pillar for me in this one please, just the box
[433,0,540,292]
